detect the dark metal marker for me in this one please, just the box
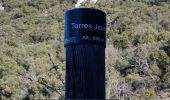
[64,8,106,99]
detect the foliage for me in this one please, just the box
[144,88,157,99]
[0,0,170,99]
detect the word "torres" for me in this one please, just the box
[71,23,106,32]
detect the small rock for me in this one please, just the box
[0,3,4,11]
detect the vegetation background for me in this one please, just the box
[0,0,170,99]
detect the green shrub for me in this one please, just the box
[150,62,161,76]
[144,88,156,99]
[125,73,141,84]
